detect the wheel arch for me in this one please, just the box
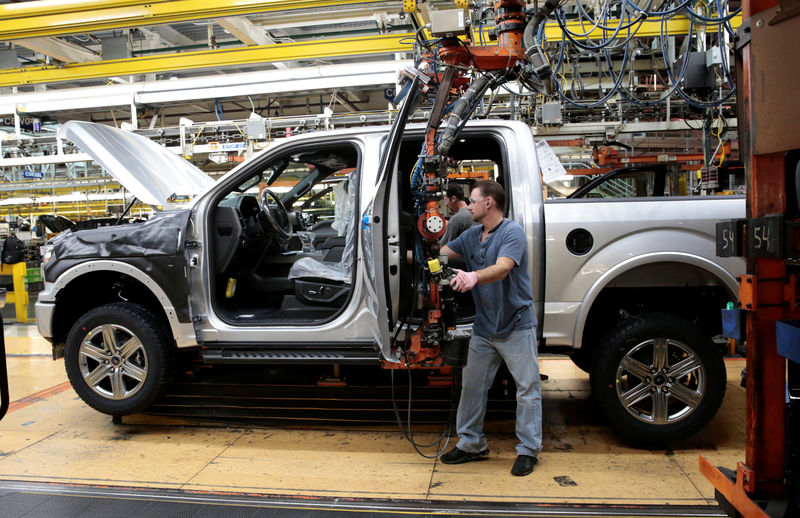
[47,260,196,348]
[574,252,739,352]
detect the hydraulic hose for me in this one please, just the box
[523,0,560,79]
[436,75,491,157]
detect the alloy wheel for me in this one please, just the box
[78,324,148,400]
[615,337,706,425]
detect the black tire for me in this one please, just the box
[569,347,593,373]
[590,312,726,446]
[65,302,174,416]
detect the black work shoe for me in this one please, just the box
[440,447,489,465]
[511,455,537,476]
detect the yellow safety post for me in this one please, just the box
[0,263,28,324]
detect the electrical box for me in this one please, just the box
[0,49,18,69]
[705,46,723,67]
[429,9,467,37]
[541,102,562,125]
[246,118,268,140]
[682,52,716,92]
[102,37,131,60]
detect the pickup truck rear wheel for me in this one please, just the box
[590,312,726,445]
[64,302,173,416]
[569,347,593,373]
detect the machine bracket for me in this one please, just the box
[740,275,758,311]
[734,18,751,51]
[699,457,769,518]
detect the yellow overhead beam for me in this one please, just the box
[471,14,741,42]
[542,13,742,40]
[0,0,392,41]
[0,33,415,87]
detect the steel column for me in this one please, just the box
[742,0,791,499]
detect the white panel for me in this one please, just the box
[0,60,409,115]
[0,153,92,167]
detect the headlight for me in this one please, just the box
[41,243,55,266]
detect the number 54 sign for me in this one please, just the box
[748,213,791,258]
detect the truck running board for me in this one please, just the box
[201,348,377,364]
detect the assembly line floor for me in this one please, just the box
[0,323,745,516]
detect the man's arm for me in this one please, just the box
[474,256,515,284]
[440,244,461,260]
[450,256,515,292]
[406,243,462,264]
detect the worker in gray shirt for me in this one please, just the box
[442,185,479,244]
[439,180,542,477]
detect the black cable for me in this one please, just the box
[390,367,458,458]
[657,10,736,109]
[545,0,736,110]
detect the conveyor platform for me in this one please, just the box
[0,324,746,517]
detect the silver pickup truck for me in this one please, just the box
[35,118,744,444]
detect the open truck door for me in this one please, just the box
[362,77,421,363]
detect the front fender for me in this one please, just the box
[40,260,196,348]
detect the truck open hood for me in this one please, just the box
[58,121,215,207]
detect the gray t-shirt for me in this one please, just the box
[442,206,478,244]
[447,219,536,339]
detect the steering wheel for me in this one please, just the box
[259,188,292,239]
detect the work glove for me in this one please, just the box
[450,269,479,293]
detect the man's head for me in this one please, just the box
[445,185,468,213]
[469,180,506,223]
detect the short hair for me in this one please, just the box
[446,185,466,201]
[472,180,506,211]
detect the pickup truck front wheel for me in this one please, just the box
[64,302,174,416]
[590,313,726,445]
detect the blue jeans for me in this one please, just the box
[455,328,542,457]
